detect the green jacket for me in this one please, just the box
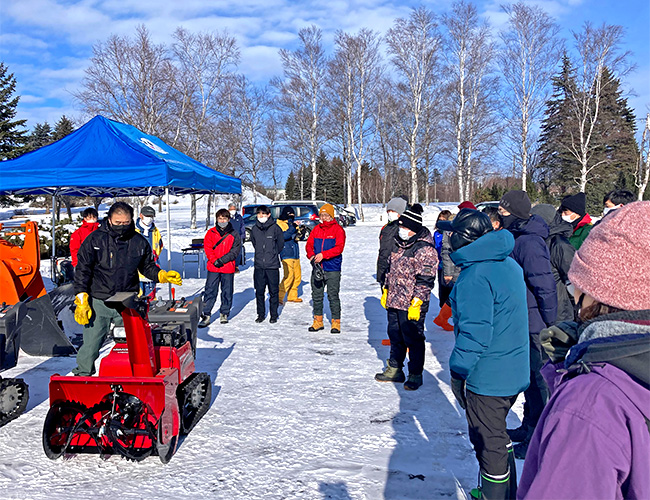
[569,221,593,250]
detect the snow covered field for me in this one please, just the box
[0,197,524,500]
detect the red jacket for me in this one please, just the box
[306,220,346,272]
[70,220,99,266]
[204,224,242,274]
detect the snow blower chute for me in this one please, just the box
[43,292,211,463]
[0,221,75,356]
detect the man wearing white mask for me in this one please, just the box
[228,202,246,271]
[596,189,635,226]
[558,192,593,250]
[135,205,163,297]
[376,196,408,289]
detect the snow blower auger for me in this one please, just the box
[0,221,75,356]
[43,292,211,463]
[0,300,30,427]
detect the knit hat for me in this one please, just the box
[279,205,295,220]
[499,190,531,220]
[141,206,156,217]
[319,203,335,219]
[398,204,423,233]
[458,201,477,210]
[568,201,650,311]
[530,204,557,226]
[386,197,408,215]
[560,192,587,217]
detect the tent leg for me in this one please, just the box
[51,194,57,283]
[166,187,172,299]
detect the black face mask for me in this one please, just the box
[110,222,131,236]
[500,214,518,230]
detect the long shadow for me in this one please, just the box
[228,286,255,319]
[364,296,475,498]
[318,481,352,500]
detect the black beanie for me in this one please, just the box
[499,190,531,220]
[560,192,586,217]
[279,205,295,220]
[399,206,423,232]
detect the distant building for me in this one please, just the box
[267,188,286,201]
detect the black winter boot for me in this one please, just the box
[480,470,510,500]
[507,443,517,499]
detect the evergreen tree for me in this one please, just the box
[26,122,53,151]
[0,62,28,160]
[328,157,345,204]
[285,171,297,200]
[53,115,75,141]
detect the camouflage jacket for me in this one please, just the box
[385,228,437,311]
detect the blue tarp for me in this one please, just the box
[0,115,241,197]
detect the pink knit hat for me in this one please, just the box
[568,201,650,311]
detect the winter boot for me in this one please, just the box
[404,373,423,391]
[433,303,454,331]
[331,319,341,334]
[478,470,510,500]
[507,443,517,499]
[198,314,211,328]
[255,315,265,323]
[308,315,324,332]
[375,360,406,383]
[507,424,533,443]
[220,314,228,324]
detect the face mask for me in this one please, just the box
[110,222,130,236]
[229,210,236,216]
[398,227,411,240]
[258,216,269,224]
[500,214,517,230]
[602,206,618,217]
[561,214,574,224]
[141,216,153,226]
[218,221,228,229]
[387,211,399,222]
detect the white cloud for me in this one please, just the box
[240,45,283,82]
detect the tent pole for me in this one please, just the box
[166,187,172,299]
[51,193,56,282]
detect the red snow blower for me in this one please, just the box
[42,292,211,463]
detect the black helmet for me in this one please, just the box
[437,208,493,251]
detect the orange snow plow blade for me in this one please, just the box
[0,221,75,356]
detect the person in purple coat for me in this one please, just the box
[518,201,650,499]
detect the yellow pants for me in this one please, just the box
[279,258,302,301]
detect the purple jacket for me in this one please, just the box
[385,228,437,311]
[518,313,650,499]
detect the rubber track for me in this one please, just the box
[177,372,211,434]
[0,377,29,427]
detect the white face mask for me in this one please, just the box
[398,227,411,240]
[141,216,153,226]
[603,205,619,216]
[229,209,236,216]
[387,211,399,222]
[258,215,269,224]
[561,214,574,224]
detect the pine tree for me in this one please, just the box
[285,171,297,200]
[0,63,28,160]
[26,122,53,152]
[53,115,75,141]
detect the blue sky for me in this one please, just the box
[1,0,648,131]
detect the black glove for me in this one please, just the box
[450,372,467,410]
[311,260,325,282]
[214,258,224,268]
[540,321,579,364]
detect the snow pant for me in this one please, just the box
[203,271,234,316]
[386,302,429,375]
[279,258,301,301]
[466,390,518,497]
[522,333,550,430]
[438,269,454,307]
[72,297,123,376]
[311,270,341,320]
[254,267,279,319]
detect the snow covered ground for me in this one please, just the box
[0,196,525,500]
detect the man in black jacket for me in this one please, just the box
[250,205,284,323]
[376,197,407,288]
[72,201,182,376]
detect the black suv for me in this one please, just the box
[242,202,320,241]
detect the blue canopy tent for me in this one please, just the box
[0,115,241,279]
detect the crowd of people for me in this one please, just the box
[67,188,648,499]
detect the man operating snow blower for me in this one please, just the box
[72,201,182,376]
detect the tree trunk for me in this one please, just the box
[206,193,212,230]
[190,194,197,229]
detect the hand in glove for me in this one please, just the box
[158,270,182,286]
[74,292,92,326]
[450,372,467,410]
[540,322,579,364]
[407,297,423,321]
[381,287,388,309]
[214,258,224,268]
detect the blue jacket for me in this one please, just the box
[507,215,558,335]
[277,219,299,260]
[433,230,444,270]
[449,230,530,397]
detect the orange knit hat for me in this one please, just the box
[320,203,335,219]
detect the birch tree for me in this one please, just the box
[637,113,650,200]
[386,7,442,203]
[499,2,563,190]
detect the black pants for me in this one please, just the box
[254,267,279,319]
[466,390,517,477]
[387,302,429,375]
[437,269,454,307]
[203,271,234,316]
[522,333,550,429]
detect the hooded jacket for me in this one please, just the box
[507,215,558,334]
[449,230,530,397]
[306,219,346,272]
[70,219,99,266]
[384,227,437,311]
[250,217,284,269]
[518,311,650,499]
[377,220,400,285]
[277,218,299,260]
[204,222,241,274]
[74,218,161,300]
[569,213,593,250]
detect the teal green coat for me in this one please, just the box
[449,230,530,397]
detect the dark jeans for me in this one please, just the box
[437,269,453,307]
[386,302,429,375]
[522,333,550,429]
[311,270,341,320]
[254,267,279,319]
[203,271,234,316]
[466,390,518,477]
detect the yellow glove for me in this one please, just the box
[381,287,388,309]
[407,297,423,321]
[158,270,182,286]
[74,292,92,326]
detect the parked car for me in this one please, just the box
[243,202,320,242]
[476,201,500,212]
[336,205,357,226]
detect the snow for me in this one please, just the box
[0,196,525,500]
